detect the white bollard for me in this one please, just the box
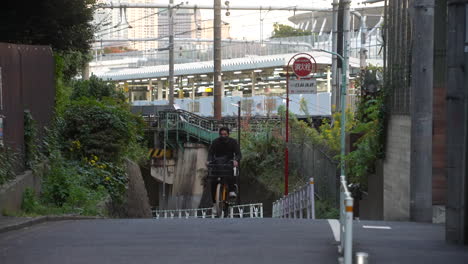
[344,197,354,264]
[309,177,315,219]
[299,188,304,218]
[355,252,369,264]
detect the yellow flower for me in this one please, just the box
[93,155,98,161]
[105,177,110,181]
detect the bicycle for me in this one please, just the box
[207,160,239,217]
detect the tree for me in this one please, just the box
[0,0,96,79]
[0,0,96,53]
[271,23,311,38]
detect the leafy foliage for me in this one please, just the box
[240,123,288,195]
[0,147,19,185]
[345,67,385,188]
[70,75,126,101]
[62,98,144,162]
[20,61,147,216]
[318,108,355,154]
[1,0,96,80]
[24,111,42,170]
[0,0,96,53]
[39,151,108,215]
[271,23,311,38]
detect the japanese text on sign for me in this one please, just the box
[288,79,317,94]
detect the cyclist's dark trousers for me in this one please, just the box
[210,157,236,203]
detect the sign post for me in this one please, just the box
[285,54,317,195]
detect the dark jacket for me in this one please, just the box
[208,137,241,162]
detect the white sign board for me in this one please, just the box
[288,79,317,94]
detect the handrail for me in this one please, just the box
[152,203,264,219]
[272,177,315,219]
[339,176,354,264]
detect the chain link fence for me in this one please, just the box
[289,143,339,206]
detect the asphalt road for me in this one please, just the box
[1,218,467,264]
[0,218,338,264]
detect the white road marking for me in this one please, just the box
[362,225,392,230]
[327,219,340,242]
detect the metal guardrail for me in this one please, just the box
[338,176,354,264]
[152,203,264,219]
[272,178,315,219]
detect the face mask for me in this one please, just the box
[220,136,228,143]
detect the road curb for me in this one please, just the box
[0,215,106,234]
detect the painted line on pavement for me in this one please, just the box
[362,225,392,230]
[327,219,340,242]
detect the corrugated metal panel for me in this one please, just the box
[19,45,55,140]
[0,42,55,171]
[0,43,24,156]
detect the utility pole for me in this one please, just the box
[168,0,175,105]
[331,0,339,111]
[343,0,351,93]
[213,0,222,120]
[410,0,434,223]
[446,0,467,244]
[359,14,367,70]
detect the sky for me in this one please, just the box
[189,0,331,40]
[182,0,378,40]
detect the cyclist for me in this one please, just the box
[207,127,241,203]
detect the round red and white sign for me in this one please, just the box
[292,57,313,77]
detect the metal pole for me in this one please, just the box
[237,101,241,205]
[163,116,168,209]
[285,71,290,195]
[213,0,222,120]
[331,0,339,111]
[340,42,348,177]
[310,177,316,219]
[344,197,354,264]
[168,1,175,105]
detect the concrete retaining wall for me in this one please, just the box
[0,164,46,214]
[382,115,411,221]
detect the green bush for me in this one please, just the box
[21,188,40,213]
[315,199,339,219]
[70,75,125,102]
[62,97,144,162]
[24,111,42,170]
[39,152,108,215]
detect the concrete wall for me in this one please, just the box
[168,143,208,209]
[0,164,46,214]
[383,115,411,221]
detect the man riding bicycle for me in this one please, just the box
[207,127,241,204]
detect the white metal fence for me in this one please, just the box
[152,203,263,219]
[339,176,354,264]
[272,178,315,219]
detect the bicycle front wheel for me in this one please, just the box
[215,183,226,218]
